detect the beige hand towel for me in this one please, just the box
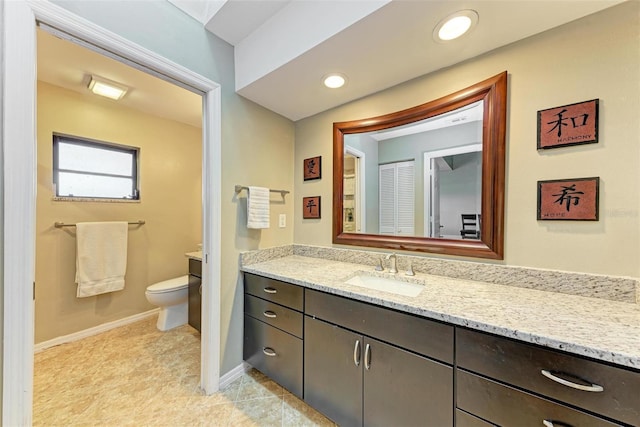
[76,222,128,297]
[247,186,270,229]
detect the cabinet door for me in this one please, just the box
[188,274,201,332]
[363,336,453,427]
[304,317,363,427]
[243,315,303,398]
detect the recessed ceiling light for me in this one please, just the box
[434,10,478,42]
[323,73,347,89]
[88,75,129,100]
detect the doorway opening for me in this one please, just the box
[423,144,482,239]
[3,2,221,423]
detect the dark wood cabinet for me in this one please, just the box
[305,289,453,364]
[457,370,622,426]
[243,314,303,397]
[456,409,495,427]
[304,291,454,427]
[457,328,640,426]
[304,317,363,426]
[244,273,303,311]
[243,273,304,398]
[242,271,640,427]
[188,258,201,332]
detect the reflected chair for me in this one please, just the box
[460,214,480,239]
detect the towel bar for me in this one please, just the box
[54,220,146,228]
[235,185,289,197]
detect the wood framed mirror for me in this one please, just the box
[332,71,507,259]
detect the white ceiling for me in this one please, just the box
[171,0,624,121]
[37,29,202,128]
[38,1,625,126]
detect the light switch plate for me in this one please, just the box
[279,214,286,228]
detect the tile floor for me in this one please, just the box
[33,317,335,426]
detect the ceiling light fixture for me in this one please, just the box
[434,10,478,42]
[323,73,347,89]
[87,75,129,100]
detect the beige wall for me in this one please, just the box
[35,1,297,376]
[35,81,202,343]
[294,2,640,278]
[219,94,295,371]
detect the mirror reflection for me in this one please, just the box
[343,101,483,240]
[333,71,506,259]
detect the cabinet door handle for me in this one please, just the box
[263,310,277,318]
[263,287,277,294]
[364,343,371,370]
[540,370,604,392]
[263,347,277,357]
[353,340,361,366]
[198,284,202,295]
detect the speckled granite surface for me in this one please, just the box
[243,245,638,303]
[241,249,640,369]
[185,251,203,261]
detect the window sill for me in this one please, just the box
[52,197,141,204]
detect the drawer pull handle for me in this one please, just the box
[263,347,277,357]
[263,287,277,294]
[263,310,277,318]
[541,370,604,393]
[542,420,573,427]
[364,343,371,370]
[353,340,361,366]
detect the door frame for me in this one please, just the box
[344,145,366,233]
[423,144,482,238]
[2,1,222,424]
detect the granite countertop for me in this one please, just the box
[241,255,640,370]
[185,251,202,261]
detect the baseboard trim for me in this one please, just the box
[219,362,251,389]
[34,309,159,353]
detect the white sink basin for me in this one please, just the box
[345,274,423,297]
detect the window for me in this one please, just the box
[53,134,139,200]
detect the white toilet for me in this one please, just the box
[145,275,189,331]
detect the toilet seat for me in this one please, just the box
[146,275,189,294]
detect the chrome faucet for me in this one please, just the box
[386,253,398,274]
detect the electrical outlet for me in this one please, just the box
[279,214,286,228]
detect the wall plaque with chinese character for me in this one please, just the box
[537,99,599,149]
[302,196,321,219]
[303,156,322,181]
[537,177,599,221]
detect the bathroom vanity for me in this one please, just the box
[187,255,202,333]
[241,252,640,427]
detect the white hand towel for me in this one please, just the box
[247,186,270,229]
[75,222,128,298]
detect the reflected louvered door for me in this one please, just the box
[396,161,414,235]
[379,161,414,236]
[379,164,396,235]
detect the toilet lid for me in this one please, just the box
[146,275,189,293]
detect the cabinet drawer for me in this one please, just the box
[456,409,495,427]
[456,328,640,425]
[244,294,303,338]
[243,314,302,398]
[244,273,303,311]
[189,258,201,278]
[457,370,622,427]
[306,289,453,364]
